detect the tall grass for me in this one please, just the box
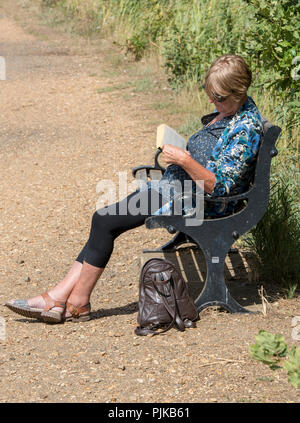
[43,1,299,145]
[243,177,300,297]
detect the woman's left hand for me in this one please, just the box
[161,144,190,167]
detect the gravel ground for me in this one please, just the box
[0,0,299,404]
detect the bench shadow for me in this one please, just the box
[142,245,286,310]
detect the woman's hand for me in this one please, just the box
[162,144,215,194]
[161,144,191,167]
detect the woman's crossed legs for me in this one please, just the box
[6,188,167,321]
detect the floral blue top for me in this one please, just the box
[143,96,263,218]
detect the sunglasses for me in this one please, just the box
[202,84,229,103]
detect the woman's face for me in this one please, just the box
[208,94,241,116]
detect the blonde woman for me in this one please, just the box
[6,55,263,323]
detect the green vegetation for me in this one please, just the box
[243,177,300,297]
[42,0,300,295]
[42,1,299,130]
[178,115,203,137]
[96,81,133,94]
[250,330,300,388]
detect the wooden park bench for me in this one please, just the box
[132,117,282,314]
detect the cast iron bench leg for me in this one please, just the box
[195,244,253,314]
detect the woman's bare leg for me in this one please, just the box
[8,189,162,317]
[7,260,103,316]
[64,262,104,315]
[25,261,84,312]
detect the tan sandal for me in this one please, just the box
[40,292,66,323]
[64,302,91,322]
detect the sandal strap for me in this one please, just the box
[42,292,66,312]
[66,302,91,317]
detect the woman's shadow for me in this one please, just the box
[90,301,138,320]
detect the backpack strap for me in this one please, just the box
[135,313,177,336]
[149,276,185,336]
[156,277,185,331]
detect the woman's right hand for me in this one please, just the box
[161,144,191,167]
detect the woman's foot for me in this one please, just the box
[5,292,66,322]
[61,292,91,322]
[63,301,91,322]
[39,292,66,323]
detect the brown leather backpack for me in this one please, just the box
[135,258,199,336]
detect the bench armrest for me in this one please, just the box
[132,148,166,178]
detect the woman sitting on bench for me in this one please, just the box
[6,54,263,323]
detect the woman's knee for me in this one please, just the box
[91,207,124,237]
[91,209,110,232]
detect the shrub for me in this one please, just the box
[242,0,300,131]
[161,0,247,86]
[243,176,300,296]
[250,330,300,388]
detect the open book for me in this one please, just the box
[156,124,187,151]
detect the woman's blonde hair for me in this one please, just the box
[204,54,252,102]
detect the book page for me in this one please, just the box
[156,124,186,150]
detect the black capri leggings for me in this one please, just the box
[76,188,168,268]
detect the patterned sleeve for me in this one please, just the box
[208,120,262,197]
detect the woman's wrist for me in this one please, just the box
[179,151,192,167]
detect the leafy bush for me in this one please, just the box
[243,0,300,92]
[125,34,148,61]
[283,346,300,389]
[250,330,300,388]
[243,176,300,296]
[242,0,300,130]
[250,330,288,370]
[161,0,247,87]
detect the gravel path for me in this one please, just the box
[0,0,299,403]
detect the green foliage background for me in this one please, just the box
[43,0,299,294]
[46,0,299,141]
[46,1,299,118]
